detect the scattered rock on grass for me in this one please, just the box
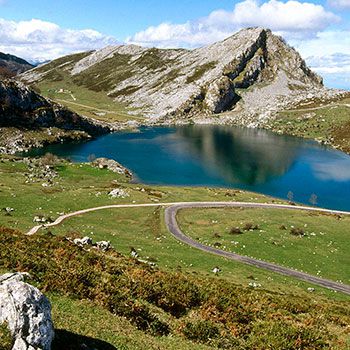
[108,188,129,198]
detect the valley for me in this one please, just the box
[0,24,349,350]
[1,154,349,349]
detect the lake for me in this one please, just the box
[26,125,350,211]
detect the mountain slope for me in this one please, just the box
[0,79,112,153]
[0,52,34,78]
[20,28,344,125]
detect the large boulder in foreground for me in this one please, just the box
[0,272,54,350]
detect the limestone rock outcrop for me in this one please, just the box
[0,272,54,350]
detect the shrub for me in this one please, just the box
[0,323,13,350]
[245,321,329,350]
[41,153,58,166]
[230,227,242,234]
[290,227,305,236]
[243,223,259,231]
[0,226,346,348]
[183,320,219,343]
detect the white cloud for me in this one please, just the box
[289,30,350,89]
[313,157,350,181]
[0,18,118,62]
[328,0,350,8]
[127,0,339,48]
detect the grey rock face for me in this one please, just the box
[204,76,235,113]
[0,272,54,350]
[96,241,112,252]
[73,236,93,246]
[0,80,112,135]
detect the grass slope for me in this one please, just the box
[270,95,350,153]
[32,70,142,123]
[177,207,350,283]
[1,227,349,349]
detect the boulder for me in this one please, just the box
[73,236,93,246]
[0,272,54,350]
[108,188,129,198]
[93,158,132,178]
[96,241,112,252]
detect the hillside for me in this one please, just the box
[1,225,349,350]
[0,152,349,349]
[20,27,346,126]
[0,79,112,153]
[0,52,34,78]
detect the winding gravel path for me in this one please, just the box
[27,201,350,294]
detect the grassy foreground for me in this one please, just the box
[1,227,350,350]
[0,155,349,349]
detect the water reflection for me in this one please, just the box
[174,125,300,185]
[311,155,350,182]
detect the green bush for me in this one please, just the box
[183,320,219,343]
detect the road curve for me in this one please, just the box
[27,201,350,294]
[165,202,350,295]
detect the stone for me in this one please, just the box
[96,241,112,252]
[108,188,129,198]
[0,272,54,350]
[93,158,132,177]
[73,236,93,246]
[212,267,221,274]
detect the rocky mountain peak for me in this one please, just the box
[20,27,331,124]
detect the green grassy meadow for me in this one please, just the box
[33,72,143,123]
[271,96,350,153]
[1,156,350,349]
[177,207,350,283]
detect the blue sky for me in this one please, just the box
[0,0,350,89]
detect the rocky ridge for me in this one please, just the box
[20,27,345,126]
[0,52,34,78]
[0,79,113,153]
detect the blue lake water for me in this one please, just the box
[26,125,350,211]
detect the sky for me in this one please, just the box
[0,0,349,89]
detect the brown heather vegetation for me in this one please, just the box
[1,226,349,349]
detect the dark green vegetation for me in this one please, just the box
[186,62,218,84]
[1,226,350,349]
[270,94,350,154]
[177,207,350,283]
[0,323,13,350]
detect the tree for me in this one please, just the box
[287,191,294,202]
[309,193,318,206]
[88,154,96,163]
